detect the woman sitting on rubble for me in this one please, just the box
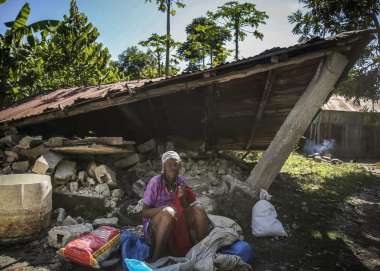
[142,151,210,262]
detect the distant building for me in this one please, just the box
[305,95,380,159]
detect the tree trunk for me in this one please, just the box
[165,0,171,77]
[235,20,239,61]
[157,52,161,77]
[246,52,349,194]
[372,13,380,50]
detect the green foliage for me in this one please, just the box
[0,0,122,106]
[210,1,268,60]
[288,0,380,104]
[178,16,231,71]
[117,46,156,80]
[139,33,179,77]
[145,0,185,76]
[145,0,185,13]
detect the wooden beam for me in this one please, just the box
[10,51,330,128]
[244,70,276,155]
[52,145,133,155]
[245,52,349,195]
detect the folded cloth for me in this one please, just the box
[169,186,196,257]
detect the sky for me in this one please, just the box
[0,0,303,65]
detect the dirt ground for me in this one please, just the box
[1,163,379,271]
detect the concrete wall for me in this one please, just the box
[306,110,380,159]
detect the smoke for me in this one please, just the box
[303,139,335,155]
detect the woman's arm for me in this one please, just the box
[142,204,167,218]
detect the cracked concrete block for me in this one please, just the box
[68,182,79,193]
[12,161,30,173]
[132,179,146,198]
[46,137,65,147]
[95,183,111,197]
[77,171,86,184]
[32,152,63,174]
[17,136,42,149]
[54,160,77,185]
[62,215,78,226]
[94,165,117,187]
[137,139,156,153]
[111,189,124,199]
[4,151,18,163]
[86,161,97,178]
[114,153,140,168]
[86,177,96,186]
[93,217,118,227]
[48,223,93,248]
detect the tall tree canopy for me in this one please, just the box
[139,33,179,77]
[210,1,268,61]
[178,16,231,71]
[145,0,185,77]
[116,46,156,80]
[0,0,122,106]
[288,0,380,103]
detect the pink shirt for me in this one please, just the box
[142,175,186,237]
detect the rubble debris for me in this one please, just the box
[45,136,65,147]
[4,150,18,163]
[111,189,124,199]
[94,164,117,187]
[11,160,30,173]
[77,170,86,184]
[93,217,118,227]
[48,223,93,248]
[62,215,78,226]
[137,139,156,153]
[86,161,97,178]
[87,177,96,185]
[69,182,79,193]
[19,144,48,159]
[17,136,42,149]
[54,160,77,184]
[114,153,140,168]
[95,183,111,197]
[32,151,63,174]
[55,208,66,224]
[0,135,18,146]
[132,179,146,197]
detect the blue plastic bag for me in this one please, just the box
[124,258,152,271]
[120,230,151,270]
[219,240,254,264]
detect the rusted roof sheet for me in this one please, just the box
[323,95,380,112]
[0,79,163,124]
[0,29,374,126]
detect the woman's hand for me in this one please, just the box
[178,185,190,208]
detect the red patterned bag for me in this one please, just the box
[59,226,120,268]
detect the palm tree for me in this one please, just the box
[145,0,185,77]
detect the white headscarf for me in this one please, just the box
[161,151,181,173]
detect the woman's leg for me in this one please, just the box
[149,211,176,262]
[185,206,210,244]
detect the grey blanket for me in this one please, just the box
[149,227,252,271]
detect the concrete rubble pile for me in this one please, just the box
[0,126,254,267]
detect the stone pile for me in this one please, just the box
[0,125,254,229]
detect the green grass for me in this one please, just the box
[234,151,379,270]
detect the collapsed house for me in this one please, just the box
[0,30,373,234]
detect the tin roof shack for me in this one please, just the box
[0,30,373,198]
[306,95,380,160]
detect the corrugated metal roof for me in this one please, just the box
[0,29,374,125]
[323,95,380,112]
